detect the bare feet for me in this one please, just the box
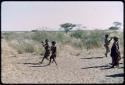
[110,65,114,68]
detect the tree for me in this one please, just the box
[60,23,76,33]
[31,30,38,32]
[113,22,122,28]
[109,22,122,30]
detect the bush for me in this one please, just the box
[70,30,87,39]
[71,30,103,49]
[31,31,65,43]
[9,40,35,54]
[2,32,15,40]
[2,30,123,52]
[71,38,83,49]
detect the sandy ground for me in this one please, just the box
[1,39,124,84]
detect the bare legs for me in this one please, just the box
[39,56,49,64]
[105,46,110,57]
[48,57,57,65]
[40,55,57,66]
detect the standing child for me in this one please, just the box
[110,36,121,68]
[39,39,50,64]
[104,34,112,57]
[48,41,57,65]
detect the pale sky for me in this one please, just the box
[1,1,123,31]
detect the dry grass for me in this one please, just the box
[1,39,124,83]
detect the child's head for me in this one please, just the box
[45,39,48,43]
[52,41,56,45]
[113,36,118,42]
[105,34,109,38]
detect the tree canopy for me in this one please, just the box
[60,23,76,33]
[109,22,122,30]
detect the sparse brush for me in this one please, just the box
[33,43,44,55]
[31,31,65,43]
[9,40,34,53]
[71,30,103,49]
[2,32,15,40]
[70,38,83,50]
[70,30,84,39]
[2,30,123,53]
[9,39,45,54]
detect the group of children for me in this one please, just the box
[39,39,57,65]
[104,34,121,68]
[40,34,121,68]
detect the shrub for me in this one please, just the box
[31,31,65,43]
[9,40,35,53]
[2,30,123,52]
[71,30,103,49]
[70,38,83,49]
[70,30,87,39]
[2,32,15,40]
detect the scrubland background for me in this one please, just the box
[1,30,124,83]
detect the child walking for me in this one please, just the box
[39,39,50,64]
[48,41,57,65]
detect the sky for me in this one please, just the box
[1,1,123,31]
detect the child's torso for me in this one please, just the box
[51,46,56,54]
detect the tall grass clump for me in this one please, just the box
[2,32,33,41]
[70,30,83,39]
[2,32,16,40]
[84,31,105,49]
[70,38,84,50]
[31,31,65,43]
[31,31,47,42]
[70,30,104,49]
[9,39,35,54]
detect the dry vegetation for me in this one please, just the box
[1,30,124,84]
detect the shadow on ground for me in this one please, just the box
[118,66,124,69]
[109,63,123,65]
[29,64,50,67]
[80,56,104,59]
[17,62,50,67]
[81,65,109,69]
[23,62,41,65]
[81,64,124,70]
[106,73,124,77]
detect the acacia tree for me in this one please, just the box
[60,23,76,33]
[113,22,122,28]
[109,22,122,30]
